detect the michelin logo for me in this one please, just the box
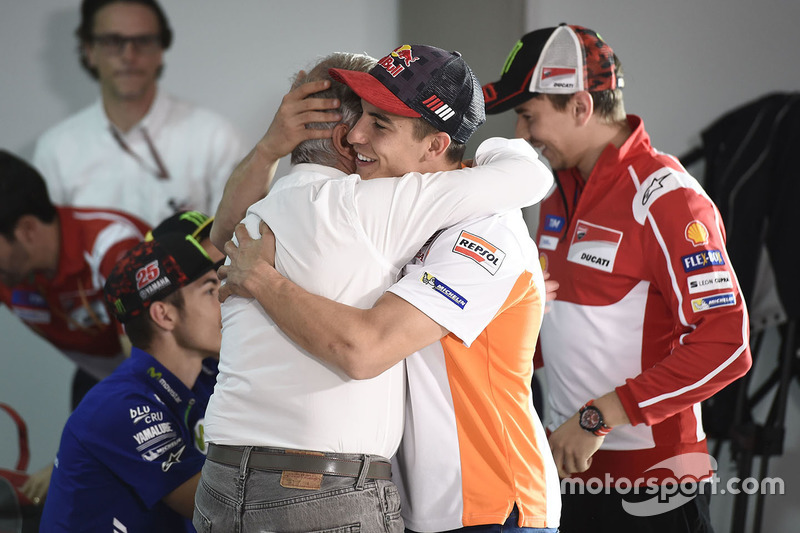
[421,272,467,309]
[691,292,736,312]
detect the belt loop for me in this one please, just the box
[239,446,253,477]
[355,454,371,490]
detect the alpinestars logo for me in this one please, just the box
[161,445,186,472]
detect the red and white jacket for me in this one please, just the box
[0,207,149,379]
[537,115,752,484]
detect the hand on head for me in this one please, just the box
[258,76,342,161]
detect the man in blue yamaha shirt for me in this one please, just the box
[40,231,221,532]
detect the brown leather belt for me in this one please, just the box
[207,444,392,480]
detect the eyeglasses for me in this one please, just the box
[91,33,162,55]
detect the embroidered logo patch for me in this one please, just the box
[685,221,709,247]
[687,271,733,294]
[421,272,467,309]
[135,260,161,290]
[538,234,558,251]
[691,292,736,312]
[566,220,623,273]
[423,95,456,121]
[540,66,577,89]
[543,215,565,233]
[452,231,506,275]
[682,250,725,273]
[378,44,419,77]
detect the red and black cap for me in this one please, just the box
[483,24,623,115]
[330,44,485,144]
[104,233,216,323]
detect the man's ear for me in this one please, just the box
[13,215,41,246]
[572,91,594,126]
[148,300,178,333]
[332,123,357,173]
[332,123,355,160]
[424,131,452,161]
[82,42,97,70]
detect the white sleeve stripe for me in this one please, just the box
[646,210,690,328]
[638,325,749,408]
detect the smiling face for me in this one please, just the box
[514,95,578,171]
[346,100,437,180]
[84,2,164,103]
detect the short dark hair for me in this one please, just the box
[76,0,173,79]
[122,289,183,350]
[0,150,57,240]
[542,53,626,123]
[411,118,466,164]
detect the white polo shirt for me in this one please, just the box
[203,138,553,458]
[33,90,246,226]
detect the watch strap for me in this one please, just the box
[580,399,613,437]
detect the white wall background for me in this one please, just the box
[1,1,798,531]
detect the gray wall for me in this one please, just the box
[2,1,799,530]
[0,0,400,482]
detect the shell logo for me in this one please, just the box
[685,221,709,247]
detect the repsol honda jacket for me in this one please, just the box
[537,115,752,484]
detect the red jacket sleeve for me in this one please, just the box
[616,186,752,426]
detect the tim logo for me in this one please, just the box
[544,215,565,233]
[682,250,725,273]
[452,231,506,275]
[135,260,160,290]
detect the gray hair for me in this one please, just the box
[290,52,377,167]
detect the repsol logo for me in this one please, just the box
[453,231,505,275]
[580,252,610,268]
[457,238,501,263]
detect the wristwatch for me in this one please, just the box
[579,400,613,437]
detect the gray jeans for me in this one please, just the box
[193,446,403,533]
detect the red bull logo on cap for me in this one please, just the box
[378,44,419,78]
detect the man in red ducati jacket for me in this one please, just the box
[0,150,150,504]
[483,24,751,532]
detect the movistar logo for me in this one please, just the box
[147,367,162,380]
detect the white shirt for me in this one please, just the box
[203,138,554,458]
[32,90,247,226]
[387,213,560,530]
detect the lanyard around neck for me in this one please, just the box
[110,126,170,180]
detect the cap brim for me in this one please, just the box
[329,68,421,118]
[483,72,537,115]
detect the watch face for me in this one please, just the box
[580,406,601,430]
